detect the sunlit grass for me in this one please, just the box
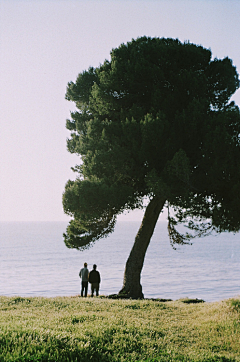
[0,295,240,361]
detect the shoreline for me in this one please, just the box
[2,293,238,303]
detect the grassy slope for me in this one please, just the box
[0,296,240,362]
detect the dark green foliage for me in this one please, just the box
[181,298,205,304]
[63,36,240,249]
[0,330,108,362]
[229,299,240,312]
[201,358,237,362]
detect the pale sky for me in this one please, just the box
[0,0,240,222]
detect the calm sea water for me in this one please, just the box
[0,221,239,302]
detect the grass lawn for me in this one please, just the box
[0,295,240,361]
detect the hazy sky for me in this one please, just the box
[1,0,240,222]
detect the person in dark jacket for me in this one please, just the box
[89,264,101,297]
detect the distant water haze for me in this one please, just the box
[0,221,239,302]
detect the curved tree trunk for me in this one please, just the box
[118,196,166,299]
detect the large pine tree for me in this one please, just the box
[63,37,240,298]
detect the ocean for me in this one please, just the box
[0,221,239,302]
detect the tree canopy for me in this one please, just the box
[63,37,240,298]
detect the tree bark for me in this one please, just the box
[118,196,166,299]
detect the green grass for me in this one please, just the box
[0,295,240,361]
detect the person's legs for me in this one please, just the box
[96,283,99,296]
[81,281,88,297]
[84,281,88,297]
[81,281,84,297]
[91,283,99,296]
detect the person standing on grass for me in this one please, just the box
[89,264,101,297]
[79,262,89,297]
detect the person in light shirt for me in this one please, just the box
[79,262,89,297]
